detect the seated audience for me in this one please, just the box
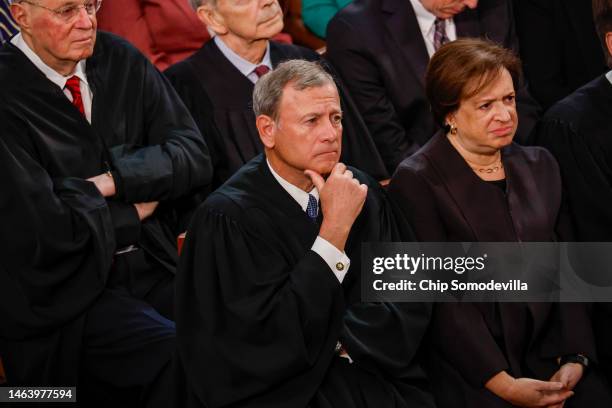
[302,0,352,38]
[0,0,212,405]
[326,0,540,175]
[96,0,210,71]
[165,0,388,190]
[533,0,612,389]
[280,0,324,49]
[514,0,608,110]
[168,60,435,408]
[388,38,611,408]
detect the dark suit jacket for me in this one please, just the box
[514,0,608,111]
[326,0,540,175]
[387,133,599,407]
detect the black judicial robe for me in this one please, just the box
[165,40,389,188]
[533,75,612,389]
[172,154,434,408]
[0,32,211,385]
[388,133,605,407]
[533,75,612,241]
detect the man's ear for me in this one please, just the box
[605,32,612,64]
[10,3,30,32]
[196,4,228,36]
[257,115,277,149]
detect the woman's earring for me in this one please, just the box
[449,124,458,135]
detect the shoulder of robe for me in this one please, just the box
[93,31,151,69]
[272,41,320,62]
[543,76,607,125]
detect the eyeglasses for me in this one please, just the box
[18,0,102,23]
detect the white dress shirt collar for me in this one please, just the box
[266,159,319,213]
[408,0,457,58]
[606,70,612,85]
[11,33,89,90]
[214,36,272,84]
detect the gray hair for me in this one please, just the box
[253,59,337,121]
[189,0,215,11]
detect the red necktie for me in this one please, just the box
[254,65,270,78]
[64,76,85,117]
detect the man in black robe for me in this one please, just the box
[0,1,211,405]
[165,0,388,188]
[325,0,541,175]
[533,0,612,389]
[170,60,433,408]
[513,0,608,110]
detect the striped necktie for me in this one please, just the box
[433,18,449,51]
[64,76,85,117]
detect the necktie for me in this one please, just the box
[254,65,270,78]
[433,18,449,51]
[64,76,85,117]
[306,194,318,222]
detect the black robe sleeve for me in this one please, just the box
[108,53,212,204]
[176,197,346,408]
[0,113,114,339]
[533,118,612,240]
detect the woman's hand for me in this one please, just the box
[485,371,574,407]
[546,363,584,408]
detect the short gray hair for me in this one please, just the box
[253,59,336,121]
[189,0,215,11]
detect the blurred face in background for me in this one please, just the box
[198,0,284,42]
[419,0,478,19]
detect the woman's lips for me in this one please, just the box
[491,126,514,136]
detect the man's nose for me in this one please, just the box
[320,119,340,142]
[74,6,94,28]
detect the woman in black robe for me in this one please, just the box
[388,38,611,408]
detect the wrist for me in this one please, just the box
[485,371,514,400]
[319,221,350,252]
[559,354,589,373]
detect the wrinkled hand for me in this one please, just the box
[87,172,116,197]
[547,363,584,408]
[486,371,573,408]
[133,201,159,221]
[304,163,367,252]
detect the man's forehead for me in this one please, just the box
[39,0,82,7]
[280,84,340,111]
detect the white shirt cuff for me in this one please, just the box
[311,236,350,283]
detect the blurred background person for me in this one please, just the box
[326,0,540,176]
[388,38,611,408]
[513,0,608,111]
[302,0,352,38]
[165,0,387,193]
[96,0,210,71]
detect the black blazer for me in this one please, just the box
[514,0,608,111]
[326,0,540,175]
[388,133,599,407]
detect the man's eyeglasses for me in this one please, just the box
[18,0,102,23]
